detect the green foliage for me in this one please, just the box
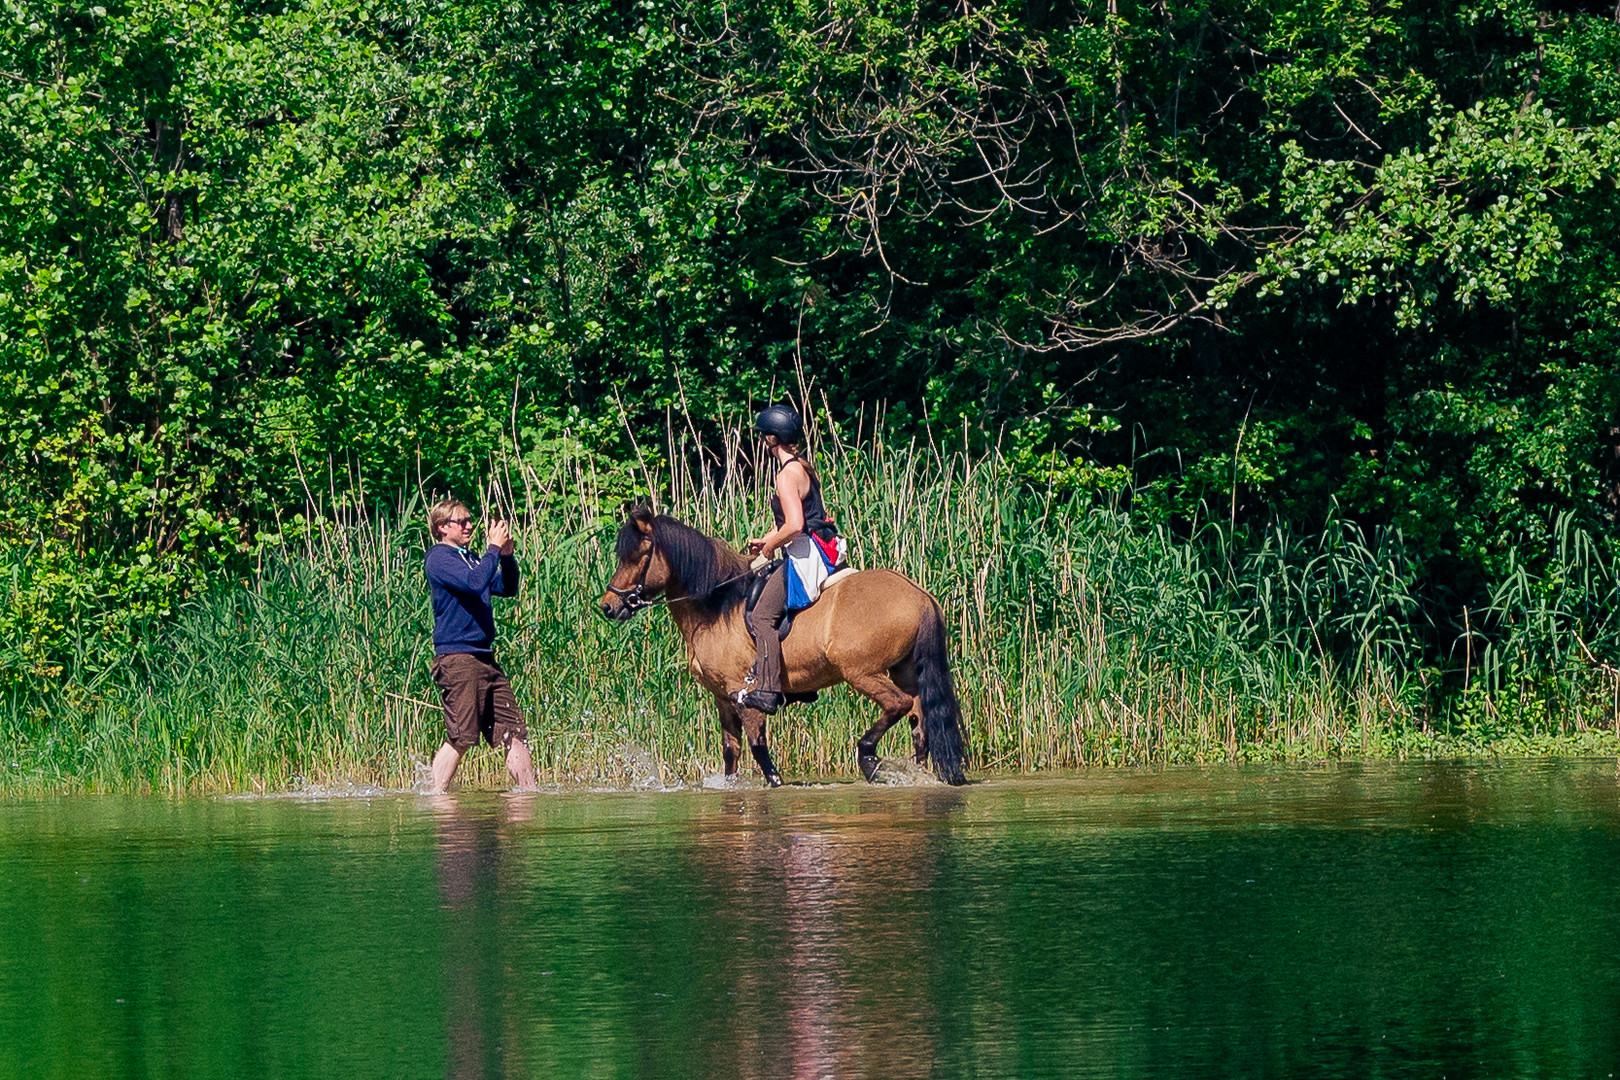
[3,0,1620,717]
[11,431,1620,794]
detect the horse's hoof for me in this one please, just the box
[765,772,784,788]
[858,755,880,782]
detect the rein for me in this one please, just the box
[606,544,761,613]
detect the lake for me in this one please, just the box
[3,759,1619,1078]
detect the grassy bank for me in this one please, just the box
[5,422,1620,794]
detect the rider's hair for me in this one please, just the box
[767,435,806,461]
[428,497,472,542]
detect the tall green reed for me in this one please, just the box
[4,418,1618,794]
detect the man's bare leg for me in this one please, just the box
[428,742,464,794]
[505,737,538,790]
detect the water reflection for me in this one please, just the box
[431,794,537,1080]
[698,790,964,1080]
[6,764,1620,1080]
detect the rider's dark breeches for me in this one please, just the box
[746,565,788,695]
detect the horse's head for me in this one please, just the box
[599,501,667,621]
[599,502,746,621]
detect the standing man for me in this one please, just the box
[425,498,538,793]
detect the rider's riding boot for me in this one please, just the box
[742,568,789,715]
[736,688,785,714]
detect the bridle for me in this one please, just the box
[605,546,656,614]
[605,538,766,615]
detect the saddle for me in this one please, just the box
[744,560,797,643]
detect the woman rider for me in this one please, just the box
[737,403,840,714]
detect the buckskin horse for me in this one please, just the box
[597,503,968,786]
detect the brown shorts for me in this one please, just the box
[430,652,529,753]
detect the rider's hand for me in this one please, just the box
[746,537,766,555]
[488,520,513,553]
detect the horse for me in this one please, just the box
[597,503,968,787]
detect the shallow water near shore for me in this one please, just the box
[4,759,1620,1079]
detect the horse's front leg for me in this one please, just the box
[740,706,784,788]
[713,692,744,777]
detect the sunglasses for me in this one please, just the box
[445,517,474,528]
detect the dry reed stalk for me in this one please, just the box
[7,423,1620,792]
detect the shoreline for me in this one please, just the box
[6,733,1618,798]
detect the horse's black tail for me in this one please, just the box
[915,604,968,785]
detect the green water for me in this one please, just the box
[3,761,1620,1079]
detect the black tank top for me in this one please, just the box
[769,459,837,539]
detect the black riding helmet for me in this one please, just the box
[753,403,803,444]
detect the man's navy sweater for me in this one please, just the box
[425,544,519,654]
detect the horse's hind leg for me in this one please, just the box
[846,672,917,782]
[890,659,929,765]
[907,706,927,765]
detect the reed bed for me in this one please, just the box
[5,418,1620,794]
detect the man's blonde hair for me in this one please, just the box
[428,498,472,542]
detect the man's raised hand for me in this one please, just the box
[487,520,514,554]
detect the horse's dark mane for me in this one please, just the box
[617,513,748,614]
[654,515,749,613]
